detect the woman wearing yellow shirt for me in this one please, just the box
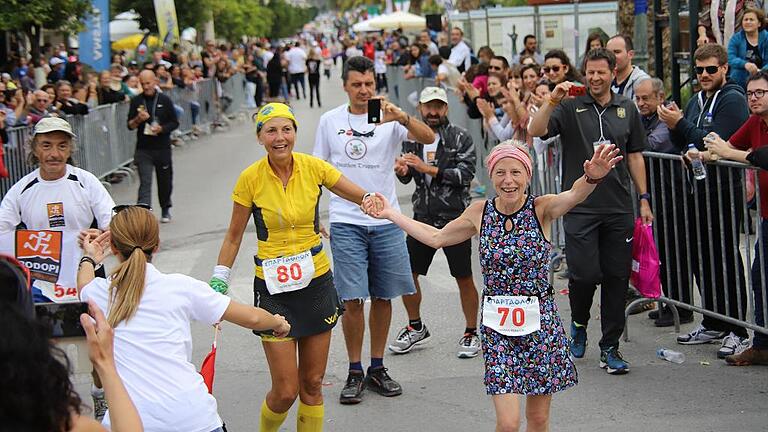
[210,103,377,432]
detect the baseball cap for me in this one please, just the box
[50,57,65,67]
[419,87,448,104]
[128,60,139,67]
[33,117,76,138]
[1,73,10,80]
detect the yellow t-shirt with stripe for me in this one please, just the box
[232,152,342,279]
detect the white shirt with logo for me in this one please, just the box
[313,104,408,226]
[285,47,307,74]
[0,165,114,299]
[81,264,231,432]
[422,137,439,186]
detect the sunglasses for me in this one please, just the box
[695,65,720,75]
[542,66,561,73]
[112,203,152,216]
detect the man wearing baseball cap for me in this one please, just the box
[389,86,481,359]
[48,57,65,84]
[0,116,115,419]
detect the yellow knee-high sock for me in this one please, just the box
[260,400,288,432]
[297,401,324,432]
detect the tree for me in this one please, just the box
[112,0,216,34]
[210,0,273,41]
[0,0,91,60]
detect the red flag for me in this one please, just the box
[199,324,220,394]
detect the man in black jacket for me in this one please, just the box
[658,43,750,358]
[127,70,179,223]
[388,87,480,358]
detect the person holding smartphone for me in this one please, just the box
[78,206,290,431]
[529,48,652,375]
[313,56,434,405]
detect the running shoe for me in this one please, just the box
[388,325,430,354]
[339,370,365,405]
[599,347,630,375]
[457,333,481,358]
[92,392,108,421]
[725,346,768,366]
[570,322,587,358]
[160,209,172,224]
[676,324,727,345]
[717,332,750,359]
[365,366,402,397]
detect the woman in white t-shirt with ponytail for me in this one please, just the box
[77,205,290,432]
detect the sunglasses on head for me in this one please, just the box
[112,203,152,216]
[695,65,720,75]
[542,66,561,73]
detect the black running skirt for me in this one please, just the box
[253,271,342,339]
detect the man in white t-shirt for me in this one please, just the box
[448,27,472,73]
[313,56,434,405]
[0,116,115,419]
[285,42,307,99]
[420,30,439,56]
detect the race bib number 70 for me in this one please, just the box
[482,295,541,337]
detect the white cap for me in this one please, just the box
[419,86,448,104]
[50,57,65,66]
[33,117,76,138]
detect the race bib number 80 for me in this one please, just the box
[262,250,315,295]
[482,295,541,336]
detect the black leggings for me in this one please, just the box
[308,74,320,106]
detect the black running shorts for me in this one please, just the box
[406,235,473,278]
[253,271,342,339]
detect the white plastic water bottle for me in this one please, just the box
[688,143,707,180]
[657,348,686,364]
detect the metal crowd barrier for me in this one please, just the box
[1,74,247,197]
[624,153,768,342]
[384,66,767,342]
[219,73,248,116]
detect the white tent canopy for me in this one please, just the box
[368,11,426,30]
[352,18,379,33]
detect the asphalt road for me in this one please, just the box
[88,67,767,431]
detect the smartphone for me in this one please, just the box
[568,86,586,97]
[367,99,381,124]
[35,301,89,338]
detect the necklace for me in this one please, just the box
[347,108,376,138]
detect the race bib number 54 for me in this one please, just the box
[262,250,315,295]
[482,295,541,336]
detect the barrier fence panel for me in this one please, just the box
[386,66,401,107]
[624,152,768,341]
[1,75,243,197]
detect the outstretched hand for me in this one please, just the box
[81,230,111,264]
[583,144,622,180]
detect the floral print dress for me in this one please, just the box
[479,196,578,395]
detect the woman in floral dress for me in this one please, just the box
[366,141,622,431]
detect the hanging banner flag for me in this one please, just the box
[78,0,110,71]
[153,0,181,46]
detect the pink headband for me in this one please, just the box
[486,144,532,179]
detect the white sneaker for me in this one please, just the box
[717,332,750,359]
[677,324,727,345]
[388,325,431,354]
[457,333,481,358]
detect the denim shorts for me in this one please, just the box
[330,222,416,301]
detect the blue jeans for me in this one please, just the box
[752,219,768,349]
[329,222,416,301]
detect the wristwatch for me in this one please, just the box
[639,193,651,202]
